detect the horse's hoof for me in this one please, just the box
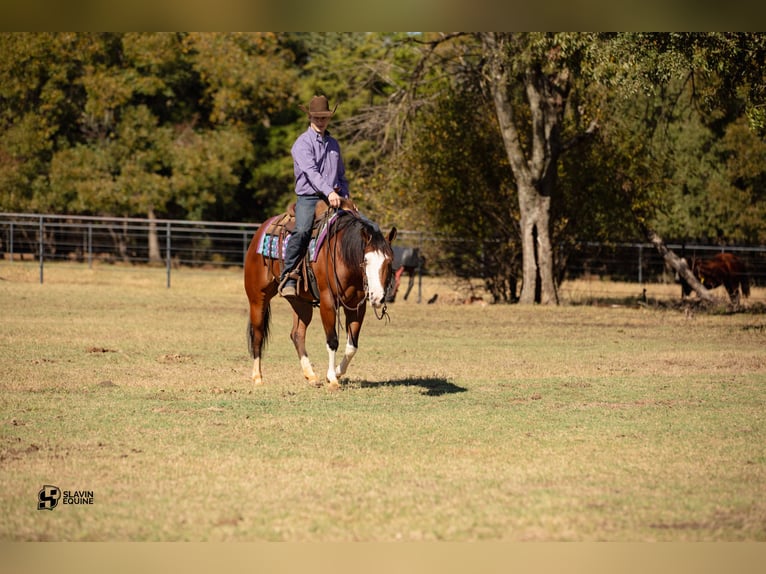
[302,362,319,386]
[252,377,264,386]
[325,381,341,392]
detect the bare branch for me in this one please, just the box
[335,33,468,157]
[561,118,599,152]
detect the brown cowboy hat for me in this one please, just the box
[299,95,338,118]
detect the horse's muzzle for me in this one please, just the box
[368,293,385,308]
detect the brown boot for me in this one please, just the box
[281,282,297,298]
[279,273,299,298]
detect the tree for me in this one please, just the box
[479,33,589,304]
[399,86,522,301]
[593,33,766,300]
[0,32,97,212]
[368,32,766,305]
[3,32,764,283]
[0,33,299,260]
[350,33,607,303]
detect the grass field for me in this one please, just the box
[1,261,765,541]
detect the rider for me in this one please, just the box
[279,95,349,299]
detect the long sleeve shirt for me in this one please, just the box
[291,126,349,198]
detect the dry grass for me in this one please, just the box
[1,261,765,541]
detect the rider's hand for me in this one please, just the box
[328,190,341,208]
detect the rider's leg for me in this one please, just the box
[280,194,320,295]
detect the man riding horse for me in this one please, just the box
[279,95,348,299]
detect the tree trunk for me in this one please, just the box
[518,186,557,304]
[482,33,566,304]
[147,208,162,264]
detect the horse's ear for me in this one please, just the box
[387,226,397,244]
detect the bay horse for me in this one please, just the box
[680,252,751,304]
[244,205,397,390]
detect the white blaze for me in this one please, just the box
[364,250,387,307]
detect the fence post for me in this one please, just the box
[38,215,44,284]
[88,223,93,268]
[638,244,643,284]
[9,221,13,262]
[166,221,171,289]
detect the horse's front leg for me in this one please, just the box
[725,281,740,305]
[289,300,320,387]
[319,297,341,390]
[336,306,364,379]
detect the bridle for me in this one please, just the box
[325,214,392,322]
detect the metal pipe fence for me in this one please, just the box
[1,213,262,287]
[564,241,766,285]
[2,212,765,289]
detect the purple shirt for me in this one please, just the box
[291,126,349,198]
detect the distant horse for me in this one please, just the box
[680,252,751,304]
[385,246,425,303]
[244,205,397,389]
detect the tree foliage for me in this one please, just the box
[1,33,764,289]
[0,32,297,225]
[360,32,766,302]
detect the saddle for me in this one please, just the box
[259,197,358,301]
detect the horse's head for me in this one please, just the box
[691,257,717,289]
[363,226,397,308]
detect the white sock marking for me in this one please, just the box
[326,344,338,383]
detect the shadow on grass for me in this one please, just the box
[359,376,467,396]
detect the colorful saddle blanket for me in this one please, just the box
[256,210,343,262]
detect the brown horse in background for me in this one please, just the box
[681,252,751,304]
[244,207,397,390]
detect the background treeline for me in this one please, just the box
[1,33,764,300]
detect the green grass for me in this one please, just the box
[1,262,765,541]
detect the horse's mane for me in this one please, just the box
[331,211,389,268]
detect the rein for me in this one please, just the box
[373,301,390,322]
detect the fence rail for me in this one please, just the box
[2,212,765,289]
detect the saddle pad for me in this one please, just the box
[257,232,317,261]
[255,211,343,262]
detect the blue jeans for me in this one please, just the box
[280,194,322,281]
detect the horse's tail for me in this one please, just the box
[246,301,271,358]
[247,319,255,358]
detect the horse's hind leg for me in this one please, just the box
[729,284,740,305]
[290,300,320,387]
[247,292,273,385]
[723,278,740,305]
